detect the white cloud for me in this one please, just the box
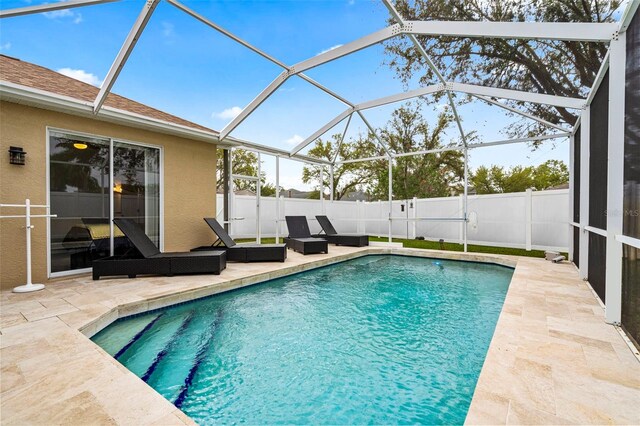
[317,44,343,55]
[213,106,243,120]
[57,68,102,86]
[0,42,11,51]
[284,134,304,146]
[43,4,82,24]
[162,22,175,38]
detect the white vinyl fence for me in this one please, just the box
[217,189,569,252]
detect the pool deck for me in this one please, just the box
[0,246,638,425]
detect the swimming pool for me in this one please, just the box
[92,255,513,424]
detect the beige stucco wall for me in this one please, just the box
[0,101,217,290]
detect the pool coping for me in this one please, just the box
[1,246,638,425]
[79,248,517,339]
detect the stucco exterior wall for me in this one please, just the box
[0,101,217,290]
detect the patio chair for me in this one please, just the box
[192,218,287,262]
[314,215,369,247]
[284,216,328,255]
[92,218,226,280]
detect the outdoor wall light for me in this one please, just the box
[8,146,26,165]
[73,142,88,150]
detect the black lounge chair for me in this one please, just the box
[284,216,328,255]
[315,215,369,247]
[192,218,287,262]
[92,218,226,280]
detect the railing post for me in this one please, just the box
[526,188,533,251]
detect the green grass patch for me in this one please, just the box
[237,236,558,258]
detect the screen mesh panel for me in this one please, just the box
[573,227,580,267]
[624,11,640,240]
[573,128,581,223]
[589,71,609,231]
[622,244,640,349]
[588,232,607,303]
[622,11,640,350]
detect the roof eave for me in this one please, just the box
[0,80,234,147]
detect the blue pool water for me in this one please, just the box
[92,255,513,425]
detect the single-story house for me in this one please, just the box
[0,54,222,290]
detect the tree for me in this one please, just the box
[366,103,465,200]
[302,134,378,200]
[383,0,620,139]
[533,159,570,189]
[470,160,569,194]
[215,148,276,196]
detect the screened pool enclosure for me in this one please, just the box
[1,0,639,344]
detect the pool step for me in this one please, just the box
[92,313,161,357]
[174,308,225,409]
[116,310,194,378]
[147,308,224,402]
[114,314,164,360]
[141,311,195,382]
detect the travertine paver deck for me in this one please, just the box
[0,247,638,425]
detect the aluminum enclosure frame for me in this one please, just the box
[1,0,638,327]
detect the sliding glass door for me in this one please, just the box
[48,130,161,276]
[113,141,161,247]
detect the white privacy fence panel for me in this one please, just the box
[532,190,570,249]
[324,201,359,234]
[217,189,569,251]
[467,193,527,247]
[415,196,461,242]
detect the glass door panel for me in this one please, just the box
[49,131,110,273]
[113,141,161,250]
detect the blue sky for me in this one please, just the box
[0,0,574,190]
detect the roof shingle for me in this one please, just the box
[0,54,217,134]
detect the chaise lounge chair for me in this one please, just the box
[284,216,328,255]
[92,218,226,280]
[315,215,369,247]
[192,218,287,262]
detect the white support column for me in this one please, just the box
[378,200,383,237]
[605,33,626,325]
[329,164,334,202]
[569,134,575,261]
[458,194,464,244]
[256,152,261,244]
[579,108,590,280]
[279,195,285,241]
[388,157,393,243]
[411,197,418,240]
[320,166,325,213]
[463,148,469,252]
[525,188,533,251]
[228,147,234,237]
[275,155,280,244]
